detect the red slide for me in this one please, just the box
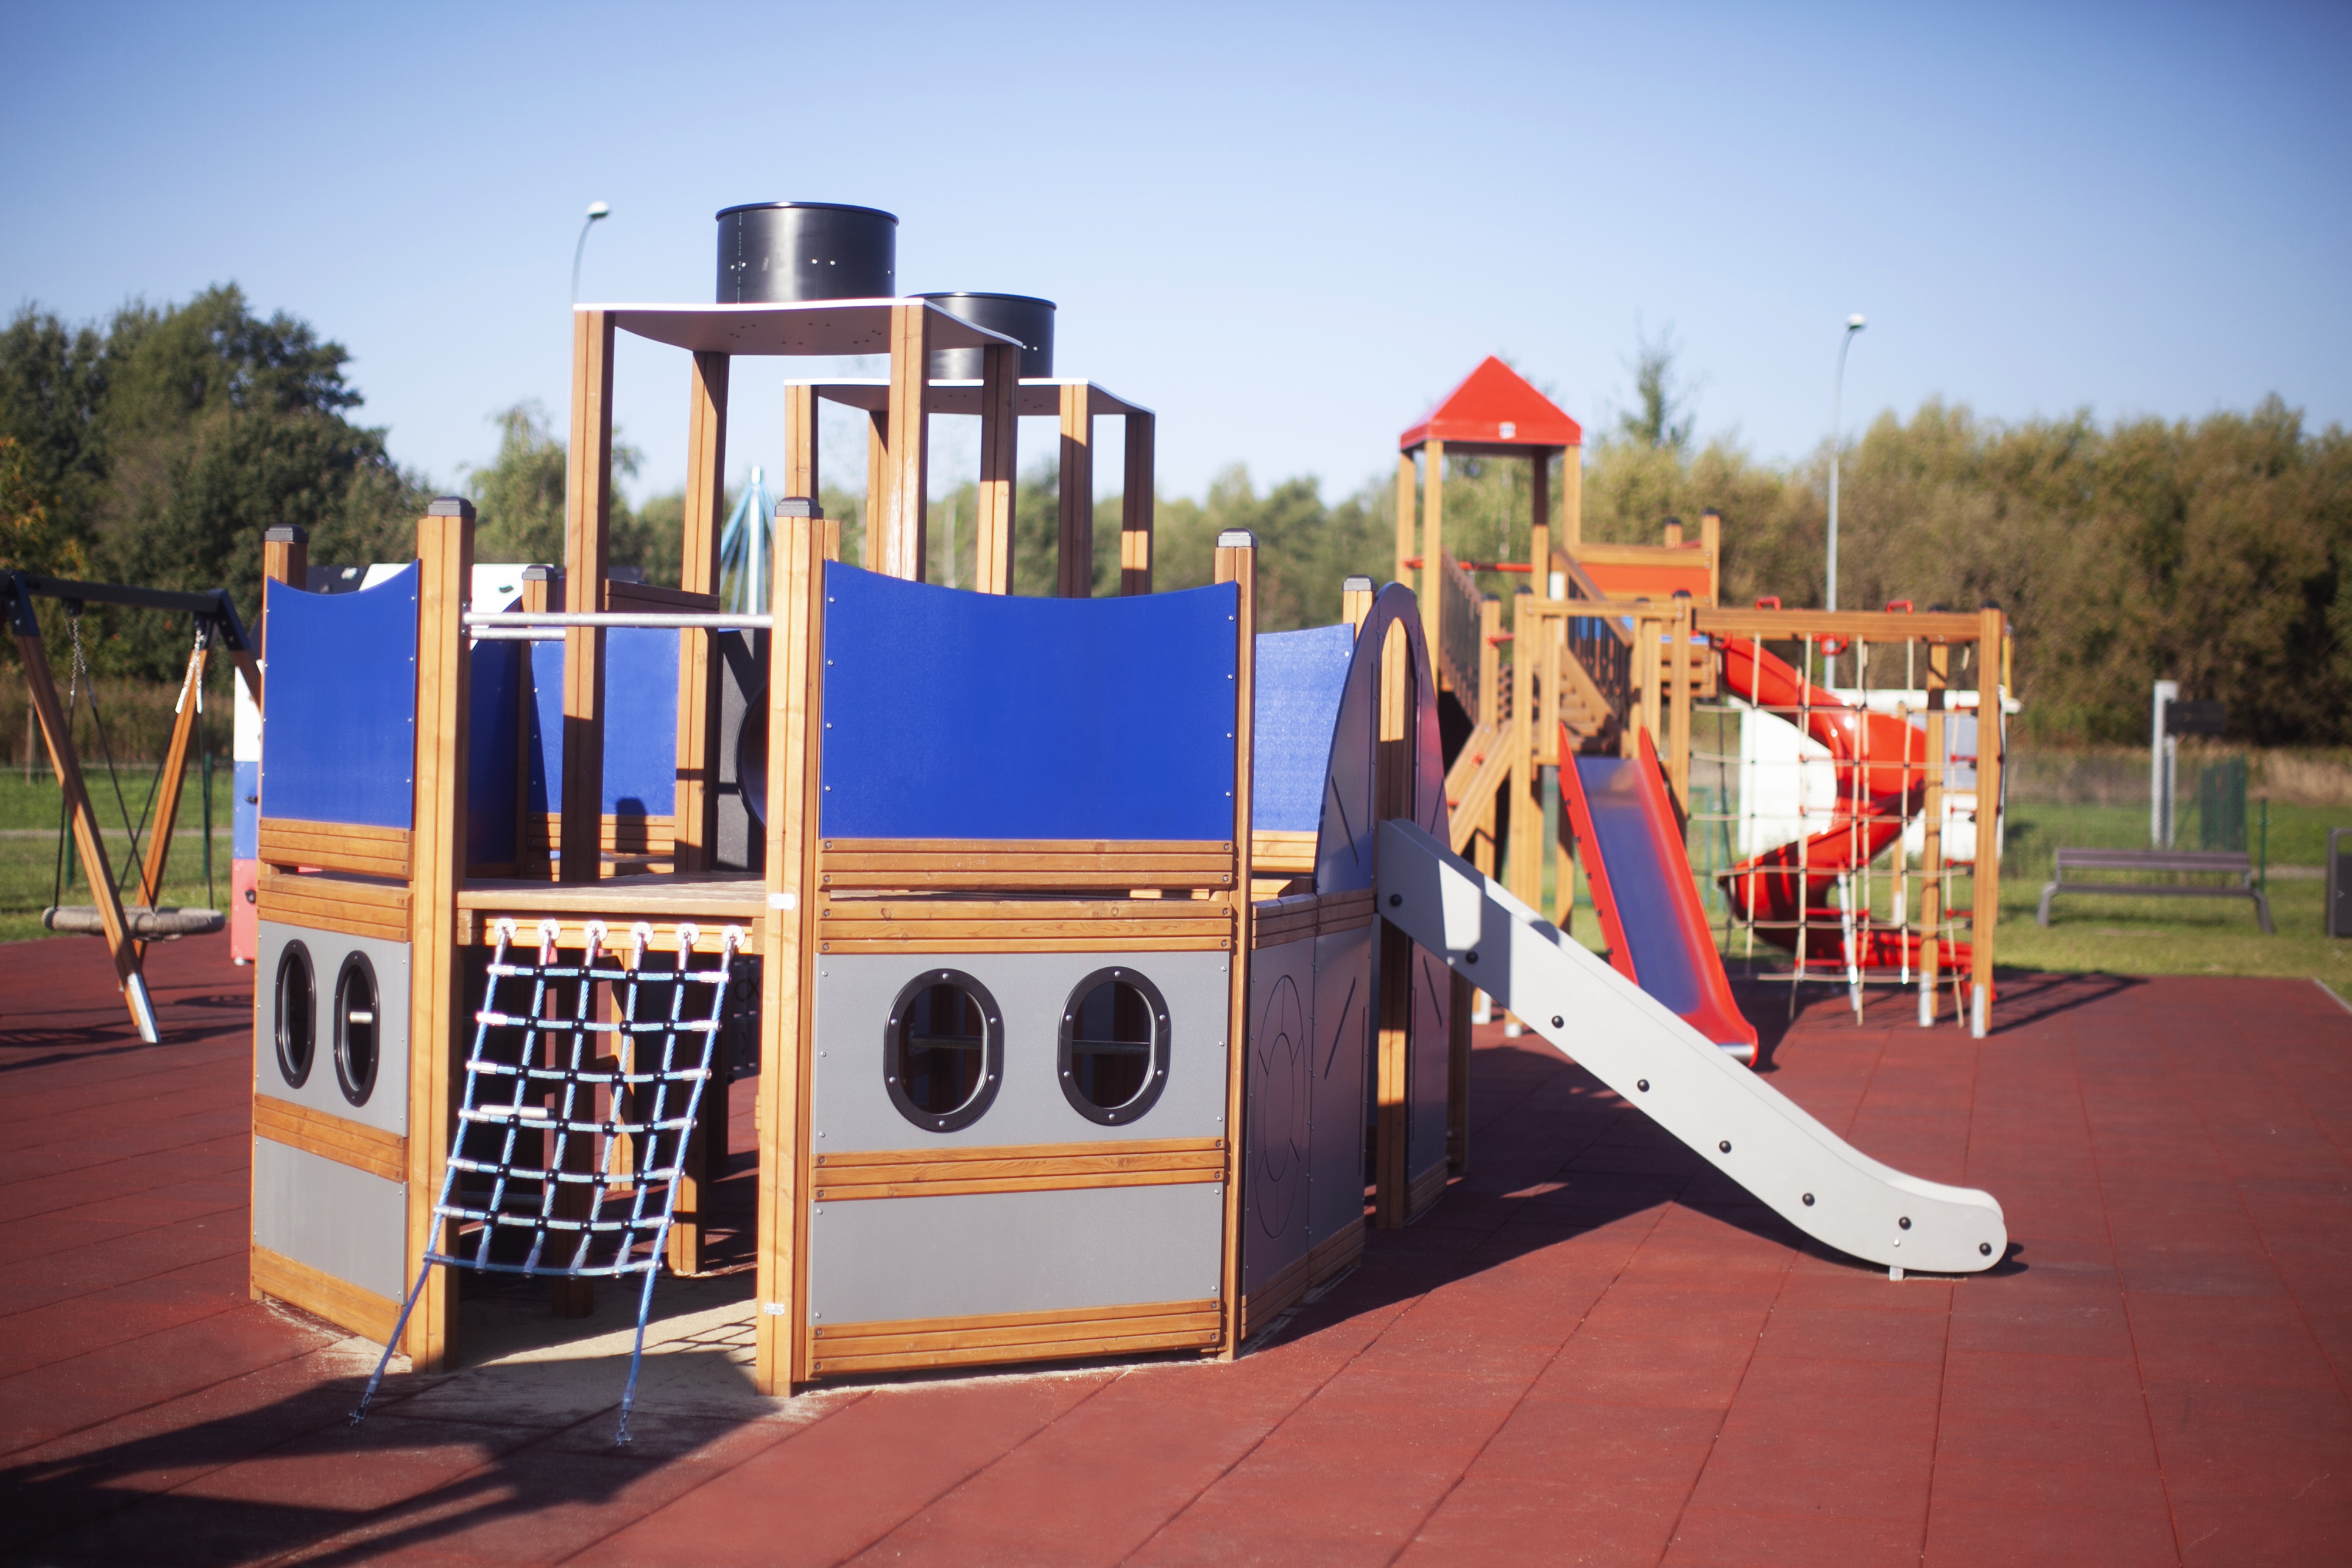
[1717,638,1969,969]
[1562,730,1760,1062]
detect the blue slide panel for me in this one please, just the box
[466,640,520,866]
[260,565,418,830]
[821,565,1238,841]
[1253,624,1355,833]
[520,630,680,816]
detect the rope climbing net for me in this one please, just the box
[353,917,743,1445]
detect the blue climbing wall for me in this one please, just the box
[1252,624,1355,834]
[259,565,417,830]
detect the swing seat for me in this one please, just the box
[43,905,227,939]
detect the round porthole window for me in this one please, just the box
[885,970,1002,1133]
[273,942,315,1089]
[333,952,380,1108]
[1058,969,1170,1126]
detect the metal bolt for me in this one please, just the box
[1898,1217,1912,1230]
[1389,894,1402,908]
[1979,1242,1992,1256]
[1550,1015,1563,1028]
[1466,951,1478,964]
[1636,1079,1649,1092]
[1802,1193,1815,1206]
[1718,1140,1732,1154]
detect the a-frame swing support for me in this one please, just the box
[4,571,259,1042]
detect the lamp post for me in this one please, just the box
[1827,313,1866,615]
[571,201,611,304]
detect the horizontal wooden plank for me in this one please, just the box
[258,818,411,880]
[1318,887,1376,936]
[521,814,677,855]
[256,868,409,942]
[806,1298,1223,1374]
[251,1242,403,1348]
[1252,892,1319,950]
[813,1137,1225,1200]
[1239,1245,1316,1342]
[457,873,763,914]
[1307,1216,1365,1286]
[453,909,762,955]
[253,1098,407,1184]
[1251,829,1316,874]
[1693,607,1989,643]
[816,896,1232,954]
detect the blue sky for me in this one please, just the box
[6,2,2347,510]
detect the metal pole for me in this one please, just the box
[1828,315,1866,621]
[570,202,610,305]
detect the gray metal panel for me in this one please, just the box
[252,1135,408,1302]
[1241,934,1313,1294]
[811,950,1232,1153]
[1409,942,1452,1181]
[1308,923,1372,1247]
[808,1183,1224,1324]
[253,920,410,1135]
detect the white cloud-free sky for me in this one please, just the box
[6,1,2347,509]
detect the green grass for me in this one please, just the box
[0,769,239,944]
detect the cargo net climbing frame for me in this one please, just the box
[1685,627,2004,1027]
[353,918,742,1444]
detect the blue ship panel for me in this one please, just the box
[1252,624,1354,833]
[259,565,417,830]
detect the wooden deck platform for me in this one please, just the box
[4,931,2351,1564]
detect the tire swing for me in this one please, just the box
[5,570,257,1042]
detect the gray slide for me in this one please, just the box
[1376,819,2007,1276]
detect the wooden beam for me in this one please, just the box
[1212,529,1256,1355]
[1120,412,1155,596]
[1374,615,1414,1230]
[975,341,1019,595]
[1393,451,1416,587]
[559,309,615,887]
[1667,596,1694,808]
[404,498,473,1372]
[1693,607,1985,643]
[785,383,819,502]
[135,636,210,933]
[1970,607,2005,1038]
[1343,576,1375,637]
[17,627,148,1038]
[674,351,729,877]
[1057,382,1094,597]
[1560,442,1583,553]
[252,524,307,711]
[863,410,888,571]
[1530,450,1550,589]
[1419,439,1444,673]
[1919,641,1948,1025]
[1699,509,1722,605]
[755,499,826,1395]
[878,305,931,581]
[1507,589,1539,911]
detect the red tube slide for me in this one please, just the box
[1717,638,1970,970]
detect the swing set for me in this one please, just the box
[4,570,257,1042]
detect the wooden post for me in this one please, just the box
[1969,609,2005,1038]
[974,342,1019,595]
[1662,516,1684,548]
[1394,451,1416,587]
[673,351,729,877]
[1530,451,1550,577]
[1477,595,1503,735]
[1919,641,1948,1025]
[755,497,825,1396]
[1560,442,1583,554]
[1699,509,1722,604]
[1374,618,1414,1229]
[1212,529,1256,1354]
[13,611,150,1040]
[1667,594,1695,808]
[1448,967,1472,1176]
[404,498,474,1371]
[1420,439,1445,681]
[863,411,889,571]
[261,526,309,653]
[1507,588,1539,912]
[1057,383,1094,597]
[559,309,616,887]
[1343,575,1375,637]
[879,305,933,581]
[1120,412,1156,596]
[785,384,819,503]
[134,634,211,926]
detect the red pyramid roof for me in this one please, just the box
[1399,356,1583,451]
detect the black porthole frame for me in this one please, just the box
[332,950,381,1108]
[273,941,316,1089]
[1057,967,1172,1128]
[883,968,1004,1134]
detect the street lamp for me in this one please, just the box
[1827,313,1866,616]
[571,201,611,305]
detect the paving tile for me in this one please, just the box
[1662,1502,1921,1566]
[2170,1491,2352,1566]
[1927,1457,2169,1516]
[1923,1499,2180,1567]
[1751,1304,1951,1365]
[1396,1475,1692,1566]
[1466,1397,1720,1486]
[2124,1291,2335,1386]
[1684,1420,1933,1524]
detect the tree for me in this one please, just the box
[465,402,676,585]
[1617,324,1696,454]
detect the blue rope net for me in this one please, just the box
[352,918,742,1445]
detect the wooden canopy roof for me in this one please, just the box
[1399,355,1583,453]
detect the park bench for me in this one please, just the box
[2036,847,2273,933]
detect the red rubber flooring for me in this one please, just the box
[4,936,2351,1566]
